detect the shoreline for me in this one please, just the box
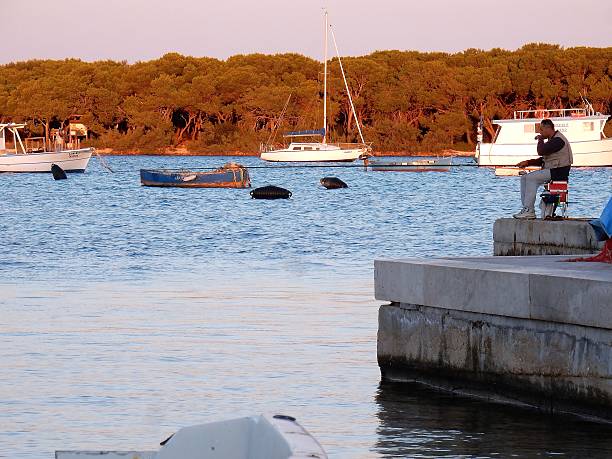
[93,147,475,158]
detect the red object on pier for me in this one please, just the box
[547,181,568,203]
[566,239,612,264]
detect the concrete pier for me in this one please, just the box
[375,255,612,421]
[493,218,603,256]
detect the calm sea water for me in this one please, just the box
[1,156,611,458]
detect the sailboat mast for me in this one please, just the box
[323,10,328,144]
[330,25,366,145]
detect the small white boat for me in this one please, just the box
[369,156,453,172]
[493,166,540,177]
[0,123,93,173]
[476,102,612,167]
[260,11,371,163]
[55,414,327,459]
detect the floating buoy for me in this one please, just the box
[51,164,67,180]
[250,185,292,199]
[320,177,347,189]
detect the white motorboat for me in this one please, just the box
[476,103,612,167]
[369,156,453,172]
[0,123,93,172]
[260,11,371,162]
[55,414,327,459]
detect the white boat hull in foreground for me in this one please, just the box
[56,414,327,459]
[0,148,93,172]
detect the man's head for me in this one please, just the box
[540,119,556,138]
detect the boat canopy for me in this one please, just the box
[283,128,325,138]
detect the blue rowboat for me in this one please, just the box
[140,163,251,188]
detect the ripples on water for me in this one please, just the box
[0,156,611,458]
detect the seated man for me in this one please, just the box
[513,118,573,219]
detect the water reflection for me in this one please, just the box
[374,381,612,458]
[1,156,611,458]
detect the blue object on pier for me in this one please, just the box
[140,163,250,188]
[590,196,612,240]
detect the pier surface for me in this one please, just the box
[375,255,612,421]
[493,218,603,256]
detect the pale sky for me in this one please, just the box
[1,0,610,64]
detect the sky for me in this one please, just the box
[1,0,610,64]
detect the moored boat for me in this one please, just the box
[260,11,371,163]
[140,162,250,188]
[369,156,453,172]
[493,166,539,177]
[0,123,93,172]
[261,137,369,163]
[476,103,612,167]
[55,414,327,459]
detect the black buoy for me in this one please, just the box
[51,164,67,180]
[250,185,292,200]
[320,177,347,189]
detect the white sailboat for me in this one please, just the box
[0,123,93,173]
[260,11,371,162]
[476,101,612,168]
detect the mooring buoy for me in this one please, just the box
[250,185,292,199]
[320,177,347,189]
[51,164,67,180]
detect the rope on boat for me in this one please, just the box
[329,25,366,146]
[264,94,292,149]
[93,148,114,172]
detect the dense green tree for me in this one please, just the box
[0,45,609,154]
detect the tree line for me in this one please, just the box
[0,43,610,154]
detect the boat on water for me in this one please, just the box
[261,131,369,163]
[493,166,539,177]
[140,162,250,188]
[55,414,327,459]
[260,11,371,163]
[369,156,453,172]
[476,102,612,167]
[0,123,93,172]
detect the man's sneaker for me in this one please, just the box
[513,207,536,219]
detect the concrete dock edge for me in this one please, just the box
[375,255,612,422]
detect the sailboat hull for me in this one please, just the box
[260,146,366,162]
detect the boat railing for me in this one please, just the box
[330,141,373,151]
[260,142,285,153]
[513,107,594,119]
[25,137,47,153]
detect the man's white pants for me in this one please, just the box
[520,169,551,210]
